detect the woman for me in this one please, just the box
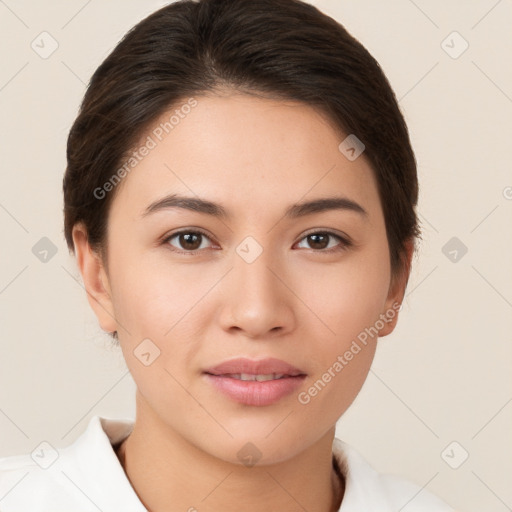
[0,0,456,510]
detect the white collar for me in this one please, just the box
[57,415,143,510]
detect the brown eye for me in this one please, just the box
[163,230,213,253]
[296,231,351,253]
[306,233,330,250]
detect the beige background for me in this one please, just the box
[0,1,511,511]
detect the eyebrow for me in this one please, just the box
[142,193,368,220]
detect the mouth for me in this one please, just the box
[202,358,307,406]
[203,356,306,378]
[205,372,300,381]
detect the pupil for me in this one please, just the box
[182,233,200,250]
[309,234,327,249]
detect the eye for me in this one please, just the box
[295,231,352,253]
[162,229,215,254]
[162,229,352,255]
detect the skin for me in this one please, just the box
[72,91,413,512]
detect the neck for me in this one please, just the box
[115,394,345,512]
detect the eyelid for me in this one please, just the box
[300,227,351,242]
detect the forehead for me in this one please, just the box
[110,93,381,222]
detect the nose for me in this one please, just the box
[218,241,296,339]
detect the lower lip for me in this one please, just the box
[204,373,306,406]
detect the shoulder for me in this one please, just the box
[0,415,142,512]
[0,453,76,511]
[333,438,457,512]
[377,473,455,512]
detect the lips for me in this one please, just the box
[203,357,306,378]
[203,358,307,406]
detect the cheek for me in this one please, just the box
[109,256,211,394]
[294,249,391,345]
[295,261,388,421]
[108,246,210,337]
[297,342,376,435]
[293,242,390,405]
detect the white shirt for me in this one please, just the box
[0,415,455,511]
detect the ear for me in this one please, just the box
[378,239,414,337]
[72,222,118,334]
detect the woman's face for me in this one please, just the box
[75,92,409,464]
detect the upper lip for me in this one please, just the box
[204,357,306,376]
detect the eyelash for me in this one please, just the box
[161,229,353,255]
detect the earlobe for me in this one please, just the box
[72,223,118,334]
[378,239,414,338]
